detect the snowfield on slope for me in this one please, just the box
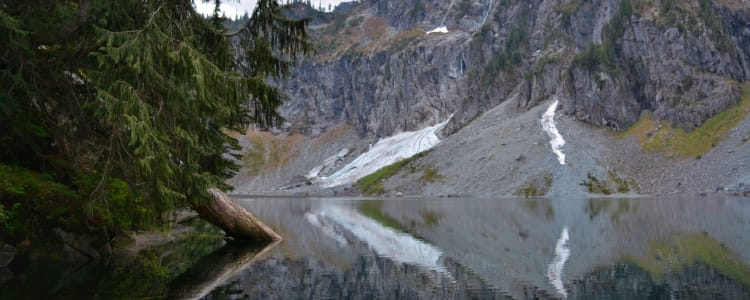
[541,98,566,165]
[316,115,453,188]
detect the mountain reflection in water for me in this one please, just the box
[2,196,749,299]
[208,196,750,299]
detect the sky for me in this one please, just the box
[194,0,352,19]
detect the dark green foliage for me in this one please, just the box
[223,12,251,32]
[570,0,632,74]
[525,55,561,80]
[386,32,421,54]
[483,8,529,81]
[697,0,733,54]
[557,0,584,28]
[582,173,612,195]
[514,173,553,198]
[0,0,310,242]
[572,43,616,72]
[581,171,639,195]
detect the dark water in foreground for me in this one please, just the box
[2,196,750,299]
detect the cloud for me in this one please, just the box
[194,0,353,19]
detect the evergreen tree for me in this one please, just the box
[0,0,310,242]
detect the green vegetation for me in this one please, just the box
[557,0,584,28]
[355,150,432,195]
[626,233,750,286]
[241,133,301,177]
[0,218,224,298]
[570,0,634,74]
[582,173,612,195]
[608,170,639,193]
[655,0,733,54]
[483,9,529,80]
[420,167,445,183]
[221,12,251,33]
[698,0,734,54]
[571,43,617,73]
[582,170,639,195]
[514,174,554,198]
[525,55,561,80]
[620,84,750,157]
[386,30,423,54]
[0,0,311,243]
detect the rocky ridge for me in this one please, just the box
[230,0,750,197]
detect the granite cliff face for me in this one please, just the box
[230,0,750,196]
[279,0,750,136]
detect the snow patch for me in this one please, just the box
[310,206,448,274]
[426,26,449,34]
[547,226,570,298]
[307,148,349,179]
[320,115,452,188]
[541,98,566,165]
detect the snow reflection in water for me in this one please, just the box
[305,205,451,276]
[547,226,570,298]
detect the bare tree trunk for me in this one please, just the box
[193,188,281,242]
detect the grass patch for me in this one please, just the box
[355,150,432,195]
[420,166,445,183]
[514,173,554,198]
[625,233,750,286]
[241,132,302,176]
[556,0,584,28]
[582,173,612,195]
[582,171,639,195]
[608,170,640,193]
[620,84,750,157]
[241,135,266,176]
[385,29,423,54]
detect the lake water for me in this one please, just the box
[2,196,750,299]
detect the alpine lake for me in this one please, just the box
[2,195,750,299]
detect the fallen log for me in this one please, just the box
[193,188,281,242]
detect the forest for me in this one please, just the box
[0,0,309,246]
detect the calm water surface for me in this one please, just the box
[2,196,750,299]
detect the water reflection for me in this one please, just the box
[305,205,450,276]
[0,223,227,299]
[169,240,279,299]
[547,226,570,298]
[2,196,750,299]
[221,196,750,299]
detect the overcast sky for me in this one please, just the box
[194,0,352,19]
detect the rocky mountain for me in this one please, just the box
[229,0,750,197]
